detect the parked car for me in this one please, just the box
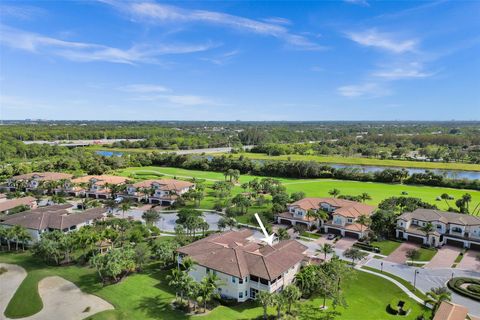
[327,234,336,240]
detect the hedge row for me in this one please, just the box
[353,242,380,253]
[447,277,480,301]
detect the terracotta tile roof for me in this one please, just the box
[0,204,106,231]
[276,211,316,222]
[433,301,469,320]
[177,229,307,280]
[399,209,480,226]
[11,172,73,181]
[133,179,194,191]
[72,175,127,186]
[0,196,36,213]
[289,197,375,218]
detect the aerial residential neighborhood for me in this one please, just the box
[0,0,479,320]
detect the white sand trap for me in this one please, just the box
[0,263,28,319]
[19,276,114,320]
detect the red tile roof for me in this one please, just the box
[0,196,36,213]
[289,197,375,218]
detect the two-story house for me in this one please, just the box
[3,172,73,193]
[0,196,37,214]
[0,204,107,242]
[276,197,375,238]
[177,229,308,302]
[71,175,128,199]
[396,208,480,249]
[122,179,194,205]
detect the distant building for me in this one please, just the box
[68,175,128,199]
[396,208,480,249]
[0,196,37,214]
[123,179,195,205]
[276,198,375,239]
[177,229,308,302]
[3,172,73,192]
[0,204,107,242]
[433,301,480,320]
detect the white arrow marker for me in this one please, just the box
[254,213,275,246]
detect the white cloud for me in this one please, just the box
[102,1,324,51]
[373,62,433,79]
[0,4,46,20]
[118,84,170,93]
[344,0,370,7]
[346,29,417,53]
[337,83,390,98]
[201,50,240,65]
[0,24,215,64]
[262,17,292,25]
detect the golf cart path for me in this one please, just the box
[0,263,27,319]
[0,263,113,320]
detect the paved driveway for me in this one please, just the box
[457,250,480,271]
[334,237,357,250]
[385,242,421,264]
[425,246,462,269]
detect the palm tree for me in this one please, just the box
[357,214,371,237]
[421,222,434,246]
[105,199,117,214]
[282,284,301,314]
[0,226,8,251]
[11,225,23,251]
[142,209,160,225]
[318,243,334,260]
[360,192,372,203]
[462,193,472,213]
[120,201,131,219]
[343,247,368,265]
[328,188,340,198]
[425,287,451,315]
[272,292,285,319]
[198,273,220,312]
[167,268,186,303]
[440,193,451,208]
[257,291,274,320]
[16,226,32,251]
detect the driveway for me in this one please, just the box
[385,242,421,264]
[425,246,462,269]
[457,250,480,271]
[334,237,357,250]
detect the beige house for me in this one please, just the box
[3,172,73,193]
[123,179,194,205]
[177,229,308,302]
[396,208,480,249]
[0,204,107,242]
[276,198,375,238]
[69,175,128,199]
[0,196,37,214]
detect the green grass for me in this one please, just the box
[300,231,321,239]
[219,152,480,172]
[417,248,437,262]
[116,167,480,215]
[370,240,402,255]
[0,252,429,320]
[361,266,429,302]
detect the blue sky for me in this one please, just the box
[0,0,479,121]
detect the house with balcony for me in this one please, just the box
[396,208,480,249]
[122,179,194,205]
[177,229,308,302]
[70,175,128,199]
[0,204,107,242]
[2,172,73,193]
[276,197,375,238]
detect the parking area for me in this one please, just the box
[457,250,480,271]
[385,242,421,264]
[334,237,357,250]
[425,246,462,269]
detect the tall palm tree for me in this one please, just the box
[198,273,220,312]
[440,193,451,208]
[257,291,274,320]
[0,226,8,251]
[425,287,451,315]
[318,243,334,260]
[120,201,131,219]
[16,226,32,251]
[357,214,371,236]
[462,193,472,213]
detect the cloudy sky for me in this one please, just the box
[0,0,479,120]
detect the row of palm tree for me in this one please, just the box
[0,225,32,251]
[257,285,302,320]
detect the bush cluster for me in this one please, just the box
[448,277,480,301]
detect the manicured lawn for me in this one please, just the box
[218,152,480,172]
[361,266,428,302]
[1,252,429,320]
[370,240,402,256]
[116,166,480,214]
[417,247,437,262]
[300,231,322,239]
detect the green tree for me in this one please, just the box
[328,189,341,198]
[276,228,290,240]
[343,247,367,265]
[120,201,131,219]
[134,242,151,271]
[282,284,301,314]
[426,287,451,316]
[257,291,274,320]
[360,192,372,203]
[142,209,160,225]
[406,248,420,265]
[318,243,334,260]
[198,273,221,312]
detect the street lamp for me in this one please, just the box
[451,272,454,280]
[413,270,420,291]
[380,262,384,273]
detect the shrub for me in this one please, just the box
[448,277,480,301]
[389,298,411,316]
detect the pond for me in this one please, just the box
[95,150,124,157]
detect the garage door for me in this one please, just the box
[407,235,425,244]
[327,228,342,235]
[279,219,292,225]
[445,238,465,248]
[344,231,360,239]
[470,242,480,251]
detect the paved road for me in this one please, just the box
[366,258,480,316]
